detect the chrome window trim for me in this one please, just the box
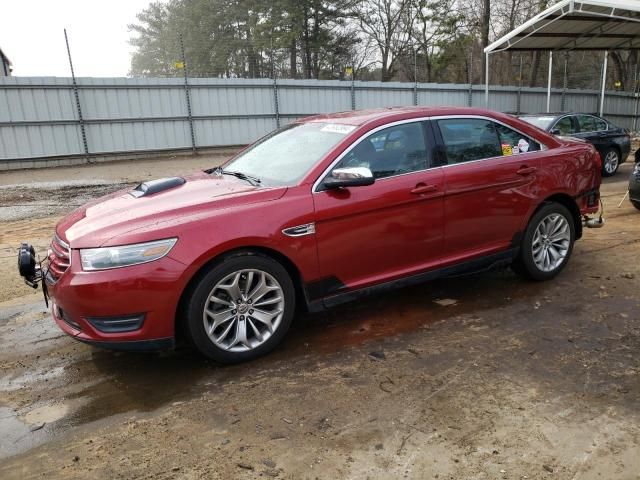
[431,115,547,150]
[311,117,433,194]
[311,114,550,193]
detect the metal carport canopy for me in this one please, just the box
[483,0,640,114]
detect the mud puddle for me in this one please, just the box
[0,266,548,460]
[0,180,132,222]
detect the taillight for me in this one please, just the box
[594,151,602,171]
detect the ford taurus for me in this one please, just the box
[18,107,603,363]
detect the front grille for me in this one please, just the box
[46,234,70,283]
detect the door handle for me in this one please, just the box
[516,166,537,176]
[410,183,438,194]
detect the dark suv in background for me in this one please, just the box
[519,113,631,177]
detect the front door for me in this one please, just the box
[312,120,444,295]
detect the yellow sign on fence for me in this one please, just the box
[175,62,185,69]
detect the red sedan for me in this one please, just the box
[18,107,602,363]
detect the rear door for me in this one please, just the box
[434,117,543,264]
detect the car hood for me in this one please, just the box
[57,171,287,248]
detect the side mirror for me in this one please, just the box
[322,167,375,190]
[550,128,562,135]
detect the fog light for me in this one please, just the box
[85,314,145,333]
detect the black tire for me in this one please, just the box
[632,200,640,211]
[601,147,620,177]
[512,203,576,281]
[183,252,295,363]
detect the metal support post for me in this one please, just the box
[561,53,569,111]
[468,48,474,107]
[179,34,196,153]
[546,51,553,113]
[484,53,490,107]
[599,51,608,117]
[413,48,418,106]
[516,54,523,114]
[64,29,89,160]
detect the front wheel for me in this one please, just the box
[632,199,640,211]
[183,253,295,363]
[601,148,620,177]
[512,203,575,281]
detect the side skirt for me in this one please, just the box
[305,248,519,313]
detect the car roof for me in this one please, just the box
[519,112,603,119]
[296,106,516,127]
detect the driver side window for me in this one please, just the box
[336,122,428,179]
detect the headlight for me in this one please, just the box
[80,238,177,271]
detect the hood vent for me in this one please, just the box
[130,177,186,198]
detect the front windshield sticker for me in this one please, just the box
[518,138,530,153]
[320,124,356,135]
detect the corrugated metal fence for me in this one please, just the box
[1,76,638,168]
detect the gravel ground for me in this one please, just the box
[0,152,638,479]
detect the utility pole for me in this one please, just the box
[64,29,89,161]
[179,34,196,153]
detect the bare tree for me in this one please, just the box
[353,0,414,81]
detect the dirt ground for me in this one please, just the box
[0,151,639,479]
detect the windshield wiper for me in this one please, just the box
[212,167,261,186]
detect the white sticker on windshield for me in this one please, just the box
[320,124,356,135]
[518,139,530,153]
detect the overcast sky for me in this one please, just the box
[0,0,155,77]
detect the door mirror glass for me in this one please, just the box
[322,167,375,189]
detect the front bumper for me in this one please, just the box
[42,248,188,349]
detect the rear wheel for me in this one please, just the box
[632,200,640,211]
[601,148,620,177]
[512,203,575,281]
[183,252,295,363]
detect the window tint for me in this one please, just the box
[495,123,540,153]
[336,122,427,179]
[577,115,597,132]
[554,117,576,135]
[437,119,501,163]
[595,118,608,131]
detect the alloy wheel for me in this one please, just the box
[532,213,571,272]
[604,150,619,175]
[203,269,285,352]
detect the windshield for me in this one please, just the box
[518,116,555,130]
[222,122,356,186]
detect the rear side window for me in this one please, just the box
[437,118,540,164]
[494,123,540,153]
[437,119,501,164]
[577,115,597,132]
[595,118,608,131]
